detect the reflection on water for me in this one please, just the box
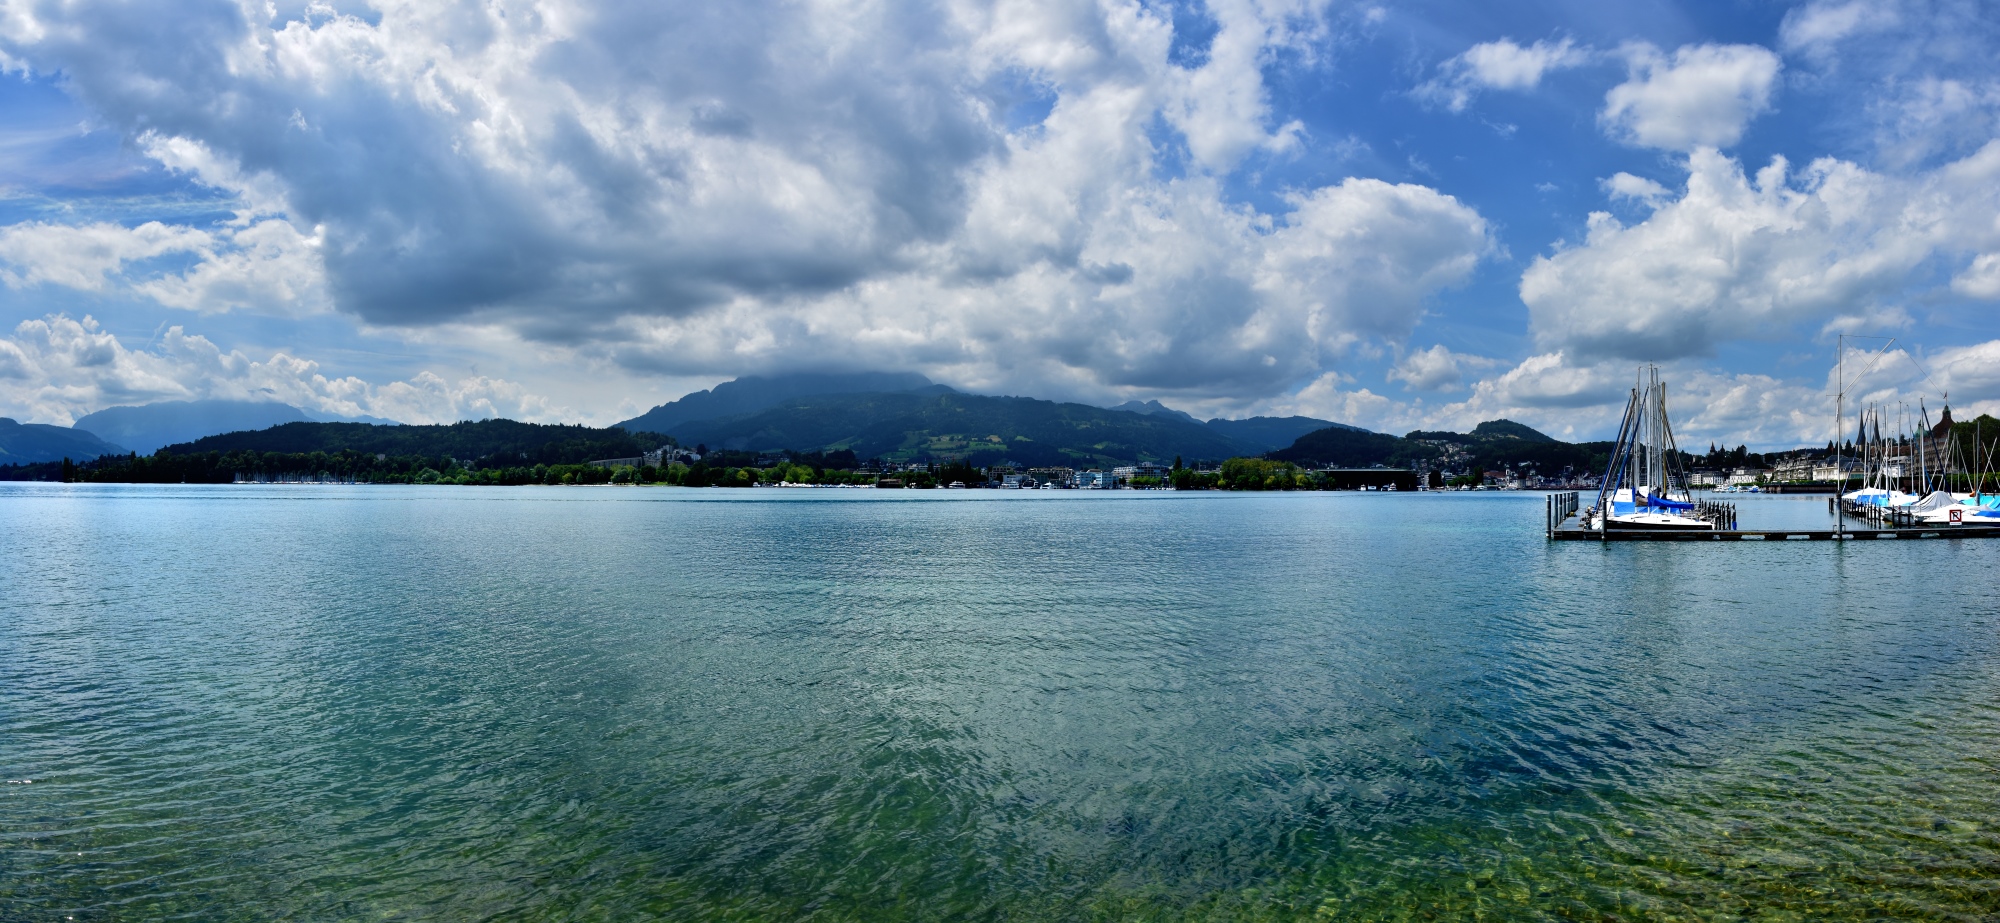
[3,485,1996,920]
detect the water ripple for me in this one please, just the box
[2,486,1997,920]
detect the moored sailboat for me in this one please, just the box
[1584,368,1722,533]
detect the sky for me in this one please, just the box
[0,0,1995,447]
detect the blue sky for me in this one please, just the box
[0,0,1994,446]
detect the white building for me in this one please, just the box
[1111,463,1171,485]
[1726,466,1770,486]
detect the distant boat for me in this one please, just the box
[1587,368,1718,533]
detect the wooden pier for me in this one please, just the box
[1544,492,2000,542]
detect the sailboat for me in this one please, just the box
[1914,416,2000,526]
[1586,368,1718,532]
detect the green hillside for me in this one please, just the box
[1470,419,1556,442]
[1264,428,1409,467]
[1203,415,1359,452]
[1270,420,1612,476]
[670,391,1245,466]
[615,371,937,435]
[167,419,668,467]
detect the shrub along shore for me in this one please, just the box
[4,449,1358,491]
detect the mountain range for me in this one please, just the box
[162,419,665,466]
[5,373,1374,471]
[73,399,400,455]
[616,373,1354,461]
[616,372,940,436]
[1271,418,1614,477]
[0,418,129,464]
[665,390,1245,467]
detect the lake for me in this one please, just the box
[3,485,1997,920]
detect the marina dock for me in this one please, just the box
[1545,492,2000,541]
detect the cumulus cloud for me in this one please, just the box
[1600,171,1670,205]
[0,314,561,426]
[1418,37,1591,112]
[0,222,210,291]
[1165,0,1324,171]
[1385,344,1498,391]
[1934,339,2000,403]
[0,0,1492,403]
[1262,343,1999,450]
[1600,43,1781,150]
[592,173,1488,404]
[0,215,329,315]
[1521,143,2000,362]
[1954,252,2000,299]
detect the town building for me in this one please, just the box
[1813,458,1864,482]
[1029,466,1074,486]
[1726,465,1771,485]
[1075,470,1113,489]
[1767,455,1818,482]
[643,447,702,467]
[1112,463,1171,484]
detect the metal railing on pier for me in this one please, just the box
[1837,498,1925,529]
[1546,491,1579,537]
[1695,499,1736,530]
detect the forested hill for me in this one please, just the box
[669,390,1245,467]
[165,419,670,467]
[1270,418,1616,476]
[0,417,129,463]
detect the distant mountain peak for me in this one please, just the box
[1,416,128,463]
[616,371,939,436]
[1200,415,1368,454]
[1108,399,1201,425]
[71,399,393,456]
[1470,419,1555,443]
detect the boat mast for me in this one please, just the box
[1595,384,1641,526]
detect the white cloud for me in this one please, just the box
[1165,0,1326,171]
[1600,43,1781,150]
[0,221,210,290]
[0,0,1493,405]
[1258,372,1402,430]
[1872,77,2000,169]
[1257,179,1492,343]
[1385,344,1497,391]
[0,314,562,426]
[1419,37,1590,112]
[0,213,329,315]
[1521,143,2000,362]
[135,219,329,315]
[1245,338,2000,449]
[1934,339,2000,403]
[1779,0,1898,58]
[593,173,1489,404]
[1953,252,2000,299]
[1601,172,1670,205]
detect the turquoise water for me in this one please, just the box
[3,485,1997,921]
